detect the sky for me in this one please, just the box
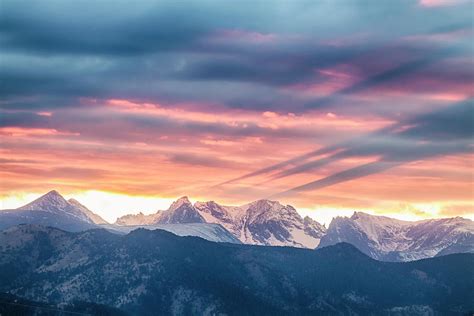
[1,0,473,224]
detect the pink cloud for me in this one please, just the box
[419,0,467,7]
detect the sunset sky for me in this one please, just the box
[1,0,473,224]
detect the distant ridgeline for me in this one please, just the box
[1,190,473,261]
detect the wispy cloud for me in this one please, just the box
[271,100,473,196]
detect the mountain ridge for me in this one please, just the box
[115,196,473,259]
[117,196,327,248]
[2,190,473,261]
[0,191,241,244]
[318,211,474,261]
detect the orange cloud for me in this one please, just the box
[0,127,79,137]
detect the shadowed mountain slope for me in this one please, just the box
[0,224,472,315]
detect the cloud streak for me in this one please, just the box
[270,100,473,196]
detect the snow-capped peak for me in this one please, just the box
[44,189,61,197]
[168,196,192,211]
[194,198,326,248]
[18,190,70,212]
[245,199,281,210]
[16,190,106,225]
[350,211,410,225]
[158,196,205,224]
[319,211,474,261]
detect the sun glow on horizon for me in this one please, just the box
[2,190,472,226]
[68,191,177,223]
[0,190,176,223]
[0,192,44,211]
[298,206,441,227]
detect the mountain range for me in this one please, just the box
[0,191,239,244]
[116,196,326,248]
[1,224,473,315]
[1,190,473,262]
[319,211,474,261]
